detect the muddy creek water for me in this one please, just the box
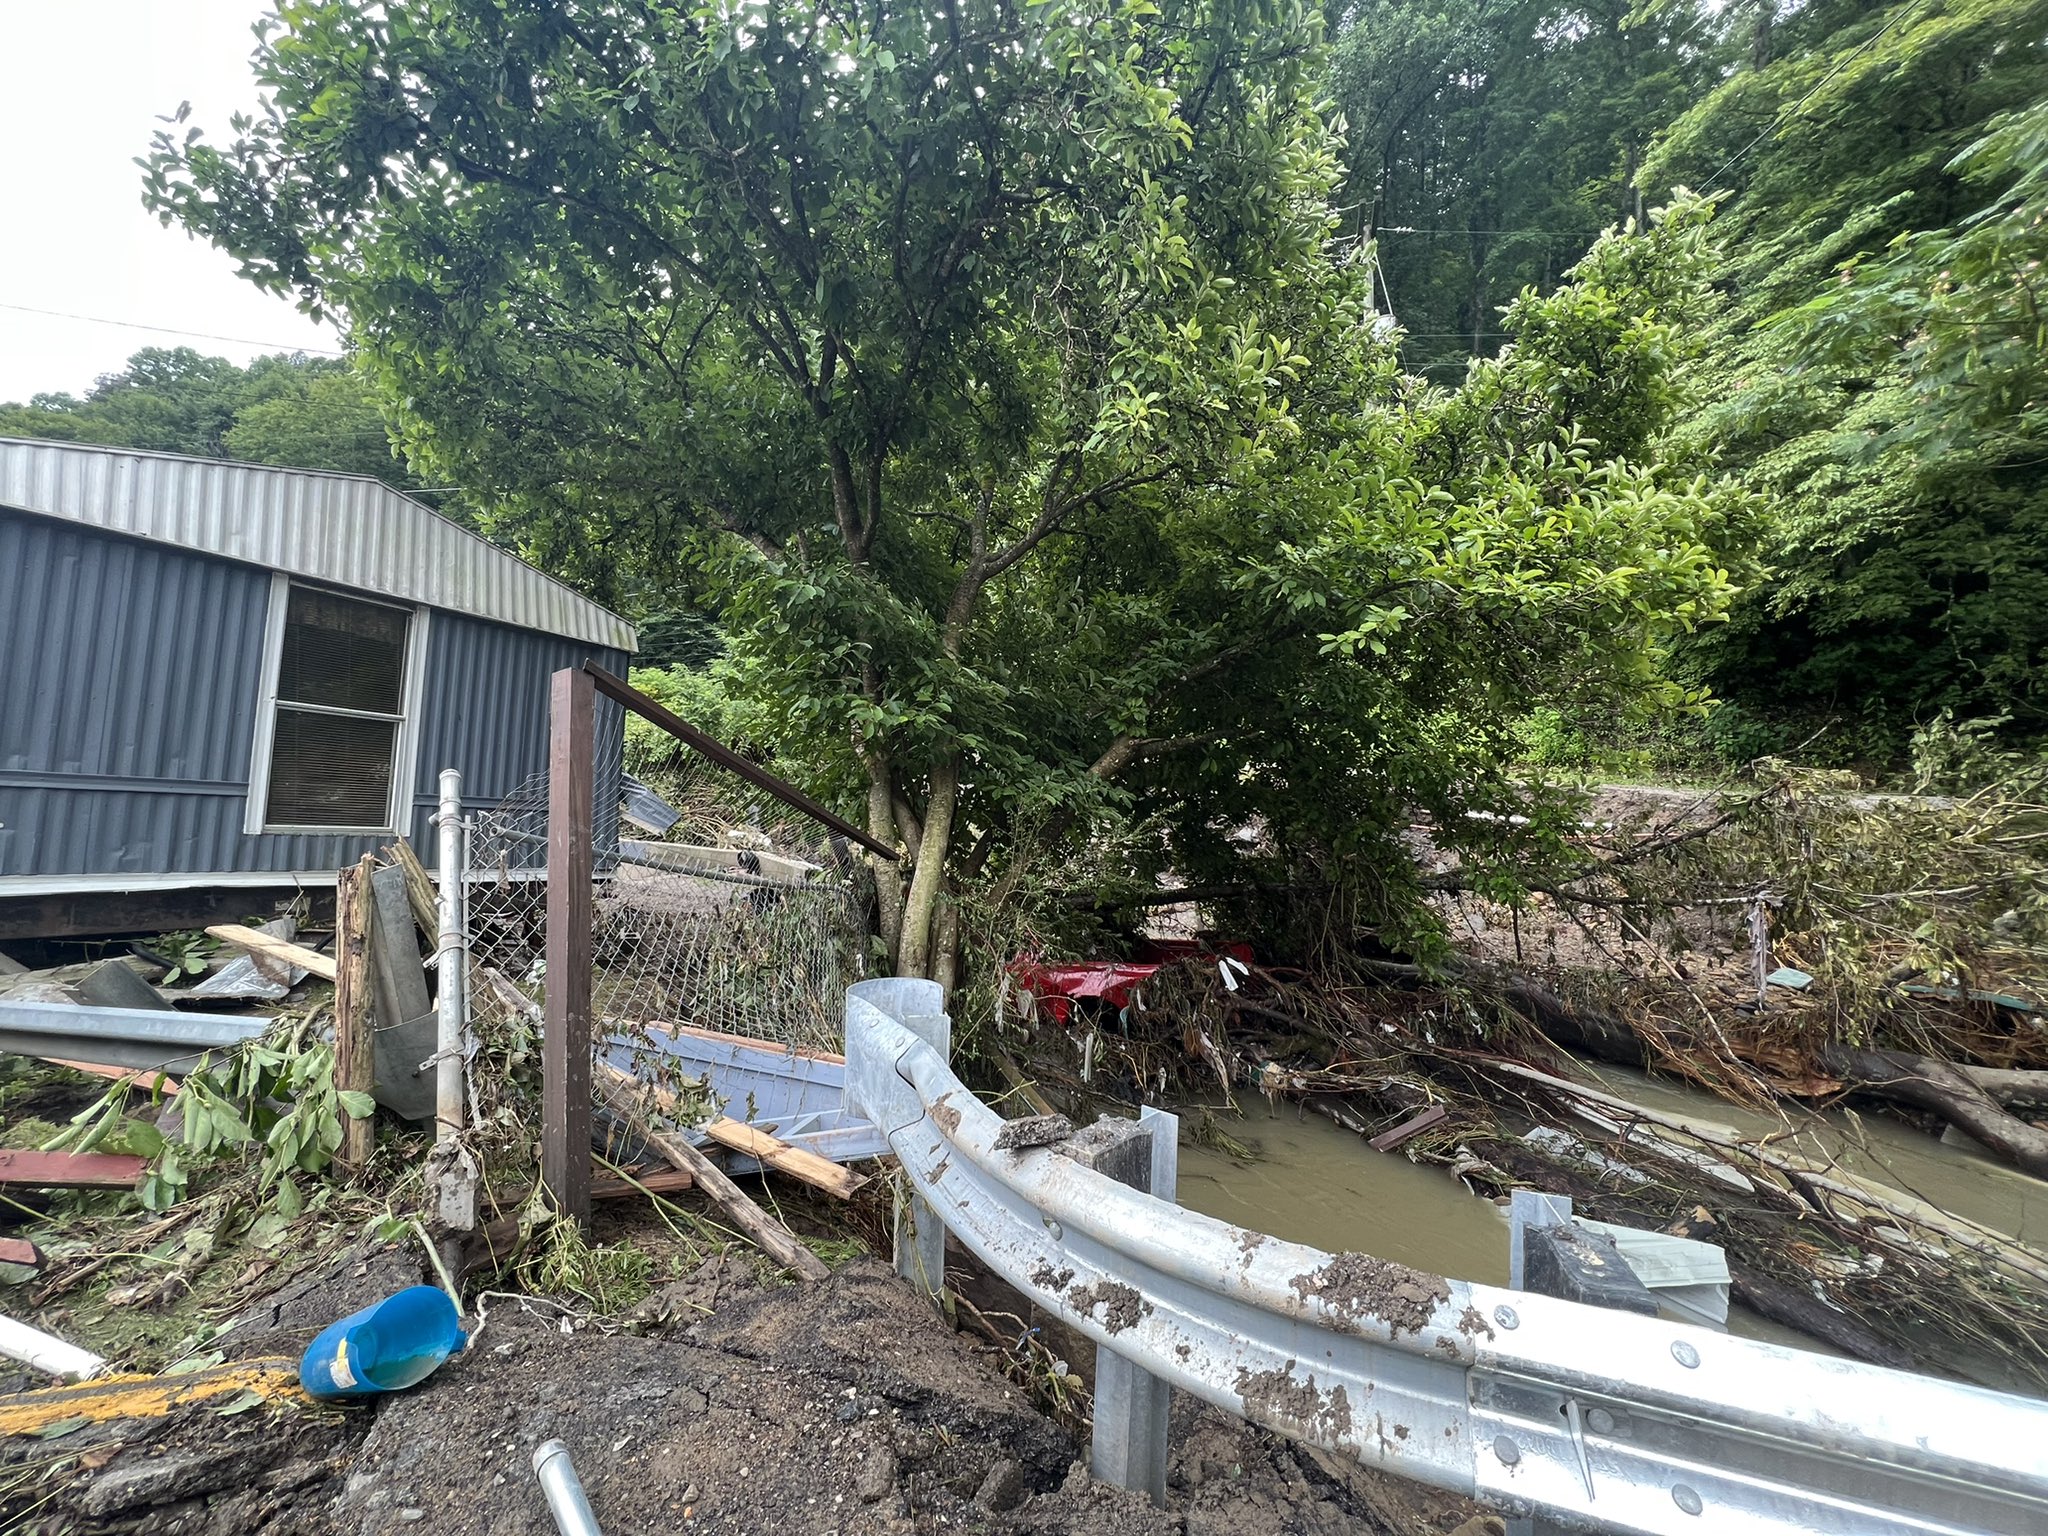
[1177,1060,2045,1370]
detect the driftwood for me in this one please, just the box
[1963,1067,2048,1107]
[1820,1045,2048,1181]
[205,925,337,982]
[1425,956,2048,1183]
[595,1064,830,1281]
[1725,1268,1917,1369]
[1485,1058,2048,1290]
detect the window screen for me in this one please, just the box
[263,585,411,828]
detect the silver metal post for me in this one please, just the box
[435,767,467,1146]
[1088,1105,1177,1506]
[430,768,477,1238]
[532,1440,604,1536]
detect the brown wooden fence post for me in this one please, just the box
[543,666,595,1224]
[333,852,379,1170]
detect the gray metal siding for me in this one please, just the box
[405,612,627,861]
[0,437,635,650]
[0,511,626,882]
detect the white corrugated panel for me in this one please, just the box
[0,437,635,651]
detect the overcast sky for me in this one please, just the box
[0,2,340,404]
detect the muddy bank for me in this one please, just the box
[5,1254,1486,1536]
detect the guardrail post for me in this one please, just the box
[892,1003,952,1301]
[1060,1109,1177,1508]
[1507,1189,1658,1536]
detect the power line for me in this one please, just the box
[1698,4,1917,193]
[0,300,345,357]
[1379,226,1604,236]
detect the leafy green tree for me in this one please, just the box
[1330,0,1721,379]
[0,347,411,485]
[145,0,1740,980]
[1650,0,2048,750]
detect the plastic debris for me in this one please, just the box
[298,1285,467,1398]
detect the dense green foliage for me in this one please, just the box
[1653,0,2048,753]
[1327,0,2048,758]
[1330,0,1719,381]
[143,0,1741,974]
[0,346,413,484]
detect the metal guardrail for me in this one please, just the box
[843,977,2048,1536]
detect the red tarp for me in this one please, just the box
[1007,941,1251,1024]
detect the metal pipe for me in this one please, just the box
[0,1314,106,1380]
[435,767,467,1145]
[531,1440,603,1536]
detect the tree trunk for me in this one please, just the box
[897,760,958,978]
[865,762,905,963]
[1819,1046,2048,1182]
[933,896,960,1002]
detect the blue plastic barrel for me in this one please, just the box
[298,1285,467,1398]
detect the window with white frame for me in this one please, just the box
[248,580,427,833]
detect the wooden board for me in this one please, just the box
[592,1167,696,1200]
[0,1150,145,1189]
[1368,1104,1448,1153]
[39,1059,180,1096]
[701,1117,869,1199]
[204,925,337,982]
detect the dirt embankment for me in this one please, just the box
[5,1254,1486,1536]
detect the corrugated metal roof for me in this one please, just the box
[0,437,636,651]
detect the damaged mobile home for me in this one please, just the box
[0,438,632,939]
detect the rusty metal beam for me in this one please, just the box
[581,662,897,861]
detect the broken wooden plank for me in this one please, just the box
[1367,1103,1448,1153]
[0,1150,145,1189]
[204,925,336,982]
[384,838,443,938]
[700,1117,868,1199]
[592,1167,695,1200]
[332,856,378,1169]
[0,1238,43,1270]
[595,1064,829,1281]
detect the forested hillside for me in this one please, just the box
[1329,0,2048,759]
[0,346,412,487]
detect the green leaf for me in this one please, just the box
[336,1090,376,1119]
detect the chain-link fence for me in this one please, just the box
[461,726,866,1061]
